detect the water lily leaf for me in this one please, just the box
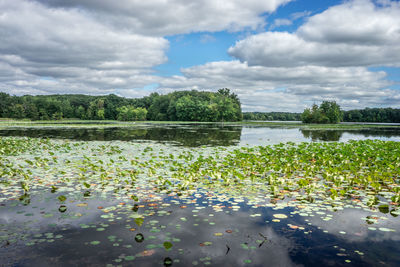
[57,195,67,202]
[164,257,173,267]
[132,204,139,212]
[58,205,67,213]
[378,205,389,214]
[135,233,144,243]
[273,214,288,219]
[134,217,144,227]
[124,255,135,261]
[379,227,395,232]
[163,241,173,250]
[19,194,30,205]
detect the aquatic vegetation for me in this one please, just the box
[0,136,400,265]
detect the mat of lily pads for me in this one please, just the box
[1,137,400,266]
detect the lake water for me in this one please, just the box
[0,124,400,266]
[0,123,400,146]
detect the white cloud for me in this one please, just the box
[1,0,399,112]
[157,60,399,111]
[33,0,293,36]
[150,0,398,111]
[0,0,167,94]
[200,34,217,43]
[0,0,293,97]
[290,10,312,20]
[269,18,293,30]
[229,0,400,67]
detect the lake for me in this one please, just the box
[0,122,399,266]
[1,122,400,146]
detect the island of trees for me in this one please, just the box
[0,89,242,122]
[245,102,400,123]
[301,101,342,124]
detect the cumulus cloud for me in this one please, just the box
[229,0,400,67]
[0,0,292,97]
[1,0,399,112]
[154,0,400,111]
[33,0,293,36]
[157,60,399,111]
[0,0,167,95]
[160,66,399,110]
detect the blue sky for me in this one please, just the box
[159,0,345,76]
[0,0,399,111]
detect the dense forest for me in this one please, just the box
[243,112,301,121]
[0,89,242,122]
[343,108,400,123]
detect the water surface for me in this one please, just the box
[0,124,399,266]
[0,123,400,146]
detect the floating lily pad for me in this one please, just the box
[135,233,144,243]
[163,241,173,250]
[273,214,288,219]
[57,195,67,202]
[58,205,67,213]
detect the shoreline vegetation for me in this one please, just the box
[244,105,400,124]
[0,89,242,122]
[1,90,400,123]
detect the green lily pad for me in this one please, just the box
[163,241,173,250]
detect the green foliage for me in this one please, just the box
[343,107,400,123]
[116,106,147,121]
[302,101,342,124]
[243,112,301,121]
[0,89,242,122]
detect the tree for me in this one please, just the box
[117,106,147,121]
[76,106,86,119]
[301,101,342,124]
[320,101,342,123]
[10,104,25,119]
[87,99,105,120]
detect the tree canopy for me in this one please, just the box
[301,101,342,124]
[0,89,242,122]
[243,112,301,121]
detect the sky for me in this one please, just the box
[0,0,399,112]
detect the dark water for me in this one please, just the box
[0,124,400,146]
[2,188,399,267]
[1,124,400,266]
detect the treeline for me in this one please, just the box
[243,112,301,121]
[0,89,242,122]
[245,106,400,123]
[343,108,400,123]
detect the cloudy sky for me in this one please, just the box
[0,0,399,111]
